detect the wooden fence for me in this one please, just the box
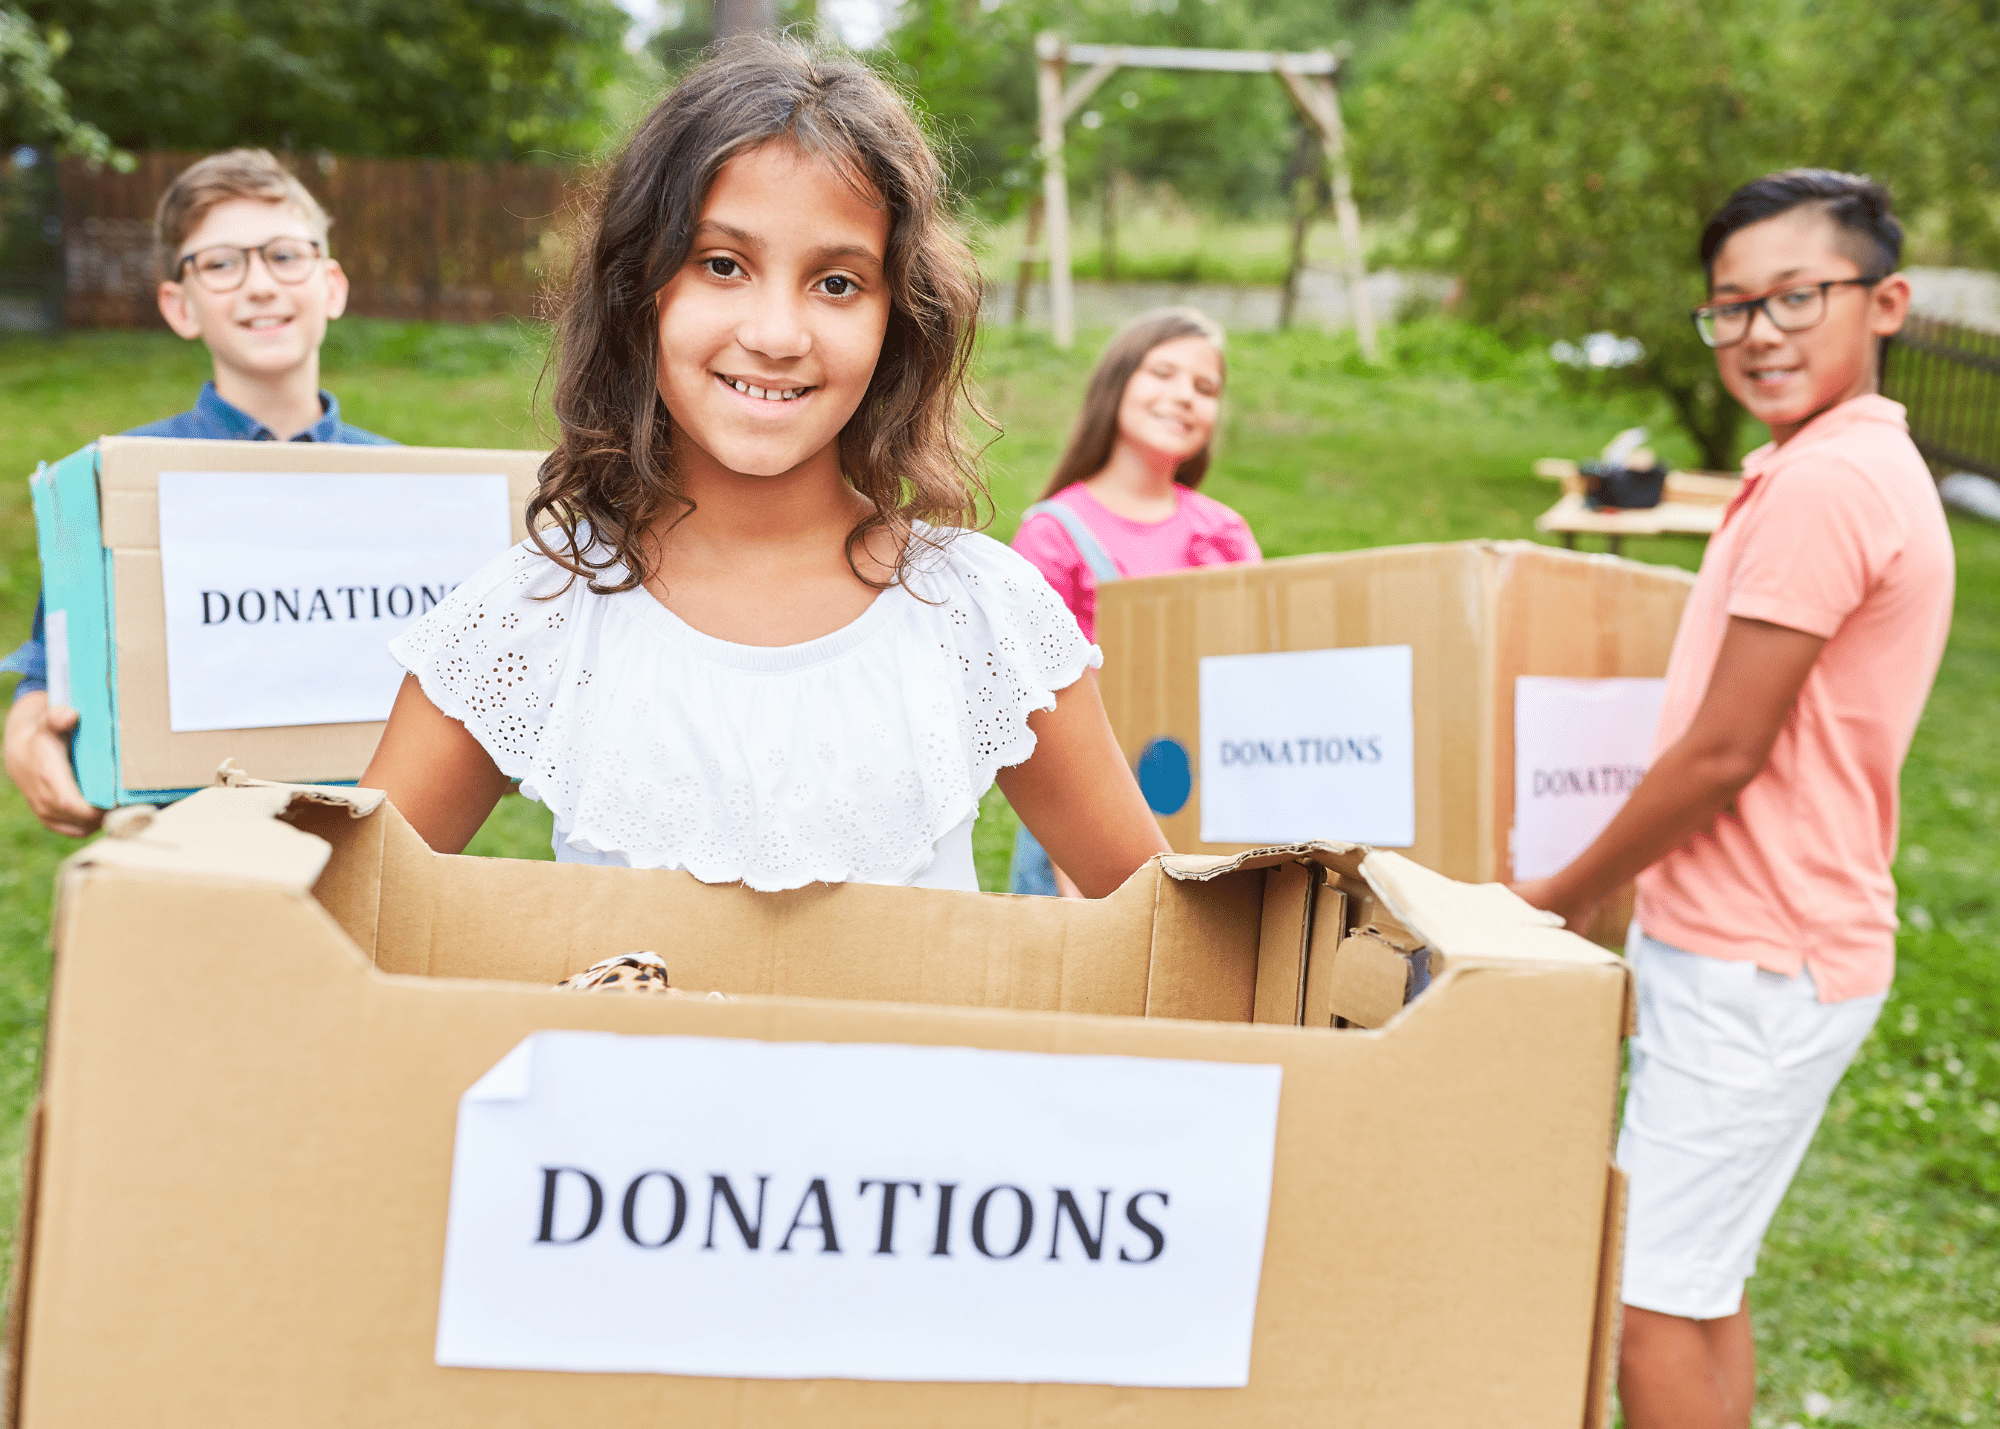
[1885,315,2000,480]
[58,152,577,328]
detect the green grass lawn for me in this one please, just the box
[0,317,1992,1424]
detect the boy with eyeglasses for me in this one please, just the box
[1512,169,1953,1429]
[2,148,394,837]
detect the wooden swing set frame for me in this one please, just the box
[1028,32,1378,360]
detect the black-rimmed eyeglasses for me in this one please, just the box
[175,239,324,293]
[1690,277,1882,349]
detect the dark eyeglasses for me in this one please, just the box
[175,239,324,293]
[1690,277,1882,349]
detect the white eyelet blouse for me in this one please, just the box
[387,524,1101,892]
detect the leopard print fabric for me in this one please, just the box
[555,951,674,994]
[554,952,734,1000]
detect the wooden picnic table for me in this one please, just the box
[1532,460,1741,556]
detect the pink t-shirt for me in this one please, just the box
[1011,484,1261,640]
[1634,395,1954,1002]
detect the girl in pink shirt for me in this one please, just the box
[1011,307,1261,642]
[1010,308,1261,894]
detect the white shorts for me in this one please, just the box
[1618,928,1884,1320]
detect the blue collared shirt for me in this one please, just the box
[3,384,397,700]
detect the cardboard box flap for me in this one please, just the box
[1161,840,1365,881]
[1486,535,1696,590]
[213,759,387,814]
[62,784,368,890]
[1357,848,1614,967]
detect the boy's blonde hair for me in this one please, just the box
[155,149,332,278]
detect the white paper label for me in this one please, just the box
[43,608,68,710]
[435,1032,1282,1386]
[1511,675,1667,879]
[156,471,511,732]
[1198,645,1415,846]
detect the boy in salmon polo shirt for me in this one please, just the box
[1,149,393,838]
[1512,170,1953,1429]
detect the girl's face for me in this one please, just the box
[1116,336,1223,464]
[655,142,892,479]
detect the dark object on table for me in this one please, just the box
[1581,458,1669,510]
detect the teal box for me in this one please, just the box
[28,442,130,806]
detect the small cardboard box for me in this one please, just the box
[1096,539,1693,890]
[10,780,1631,1427]
[28,436,545,806]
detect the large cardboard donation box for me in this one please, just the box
[28,436,545,806]
[11,779,1631,1428]
[1096,540,1695,887]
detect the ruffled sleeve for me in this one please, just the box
[911,528,1103,792]
[386,539,593,780]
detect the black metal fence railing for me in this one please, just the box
[1885,315,2000,480]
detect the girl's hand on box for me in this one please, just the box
[996,669,1171,899]
[3,691,104,838]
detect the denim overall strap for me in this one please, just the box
[1021,499,1122,584]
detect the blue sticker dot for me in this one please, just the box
[1136,737,1192,816]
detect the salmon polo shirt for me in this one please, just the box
[1634,395,1954,1002]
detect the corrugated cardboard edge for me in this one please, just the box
[1476,543,1507,888]
[1251,863,1317,1024]
[1163,840,1614,971]
[1581,1162,1630,1429]
[1159,840,1365,881]
[56,782,382,895]
[211,759,385,806]
[1,1096,42,1429]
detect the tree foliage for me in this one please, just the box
[1359,0,2000,465]
[884,0,1413,220]
[24,0,632,160]
[646,0,821,73]
[0,4,114,162]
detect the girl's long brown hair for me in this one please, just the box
[530,37,989,592]
[1039,307,1226,501]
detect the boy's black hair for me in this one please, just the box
[1699,169,1902,282]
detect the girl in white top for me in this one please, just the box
[362,39,1170,896]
